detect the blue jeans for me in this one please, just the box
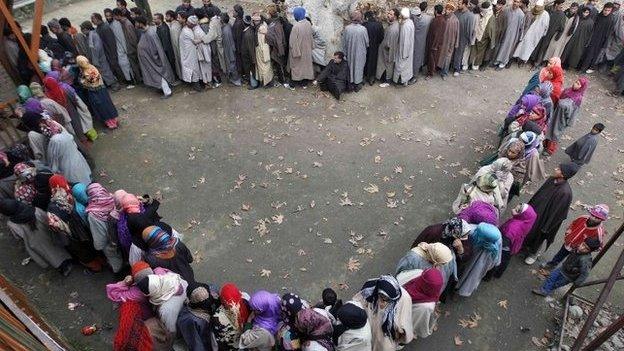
[541,268,572,295]
[547,246,571,267]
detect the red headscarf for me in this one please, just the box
[548,66,564,104]
[113,301,153,351]
[403,268,444,303]
[220,283,250,329]
[120,193,141,214]
[48,174,70,191]
[43,76,67,107]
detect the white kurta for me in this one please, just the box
[179,26,202,83]
[513,11,550,61]
[193,26,212,83]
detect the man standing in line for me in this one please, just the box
[288,7,315,88]
[393,8,415,85]
[135,16,175,98]
[453,0,476,75]
[409,3,433,84]
[342,10,369,92]
[494,0,525,70]
[154,13,178,81]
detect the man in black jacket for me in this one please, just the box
[313,52,350,100]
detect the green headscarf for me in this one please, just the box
[29,82,44,98]
[476,173,498,193]
[16,85,32,103]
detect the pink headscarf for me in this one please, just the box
[560,76,589,107]
[86,183,115,221]
[120,193,141,214]
[403,268,444,303]
[500,204,537,255]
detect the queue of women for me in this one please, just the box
[0,48,608,351]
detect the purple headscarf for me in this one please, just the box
[249,290,282,334]
[507,94,541,119]
[116,203,145,254]
[46,71,77,98]
[23,98,44,114]
[457,200,499,226]
[500,204,537,254]
[560,76,589,107]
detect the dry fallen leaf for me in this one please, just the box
[340,197,353,206]
[394,165,403,174]
[386,199,398,208]
[498,300,508,310]
[374,155,382,164]
[364,184,379,193]
[272,214,284,224]
[260,269,271,277]
[347,257,361,272]
[229,213,242,226]
[454,335,463,346]
[254,219,270,236]
[241,203,252,211]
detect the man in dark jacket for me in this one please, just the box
[580,3,615,73]
[39,25,65,59]
[91,12,126,82]
[47,18,77,56]
[153,12,178,80]
[313,51,350,100]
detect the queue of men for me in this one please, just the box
[4,0,624,101]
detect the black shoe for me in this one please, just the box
[59,260,73,277]
[408,77,418,85]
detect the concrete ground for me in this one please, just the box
[3,1,624,350]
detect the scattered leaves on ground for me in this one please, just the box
[347,257,361,272]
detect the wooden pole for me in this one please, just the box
[0,0,44,81]
[580,314,624,351]
[29,0,44,54]
[570,248,624,351]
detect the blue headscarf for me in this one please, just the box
[471,223,502,260]
[72,183,88,222]
[293,7,306,21]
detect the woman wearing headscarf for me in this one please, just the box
[471,157,514,210]
[523,162,579,265]
[141,225,194,283]
[177,281,221,351]
[452,171,504,215]
[16,85,32,103]
[333,301,371,351]
[396,268,443,339]
[543,76,589,155]
[0,145,31,200]
[547,65,564,104]
[86,183,124,274]
[520,56,561,97]
[13,161,55,211]
[76,55,120,129]
[239,290,281,351]
[71,183,88,222]
[352,275,413,351]
[456,223,502,297]
[213,282,251,349]
[46,174,102,272]
[28,82,75,134]
[0,198,72,275]
[46,71,96,142]
[502,94,541,136]
[533,81,554,122]
[277,292,308,351]
[21,112,91,184]
[396,243,456,292]
[136,271,189,334]
[295,307,334,351]
[500,131,546,201]
[113,300,173,351]
[515,105,547,134]
[489,203,537,278]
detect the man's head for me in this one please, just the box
[153,13,164,25]
[203,0,212,5]
[80,21,94,35]
[91,12,103,25]
[165,10,176,22]
[251,13,262,26]
[602,2,615,16]
[47,19,62,34]
[104,8,114,23]
[615,1,621,11]
[116,0,127,9]
[364,11,376,21]
[112,8,124,21]
[569,2,580,15]
[587,0,597,6]
[178,12,189,25]
[582,7,591,17]
[420,1,428,12]
[186,14,198,27]
[130,7,144,19]
[554,0,565,10]
[445,2,457,13]
[40,25,49,36]
[496,0,507,11]
[591,123,605,134]
[222,12,230,24]
[181,0,192,8]
[58,18,72,31]
[460,0,469,10]
[555,162,580,180]
[333,51,345,63]
[387,9,397,21]
[134,15,148,29]
[434,4,444,15]
[512,0,521,9]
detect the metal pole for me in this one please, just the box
[572,275,624,289]
[570,248,624,351]
[580,314,624,351]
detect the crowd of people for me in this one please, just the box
[4,0,624,101]
[0,0,616,350]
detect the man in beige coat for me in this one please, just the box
[288,7,314,87]
[252,14,274,87]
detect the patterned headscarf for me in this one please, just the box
[188,281,221,321]
[39,119,63,137]
[442,217,465,239]
[295,308,334,351]
[220,283,250,329]
[141,226,178,258]
[281,293,306,325]
[359,275,402,338]
[86,183,115,221]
